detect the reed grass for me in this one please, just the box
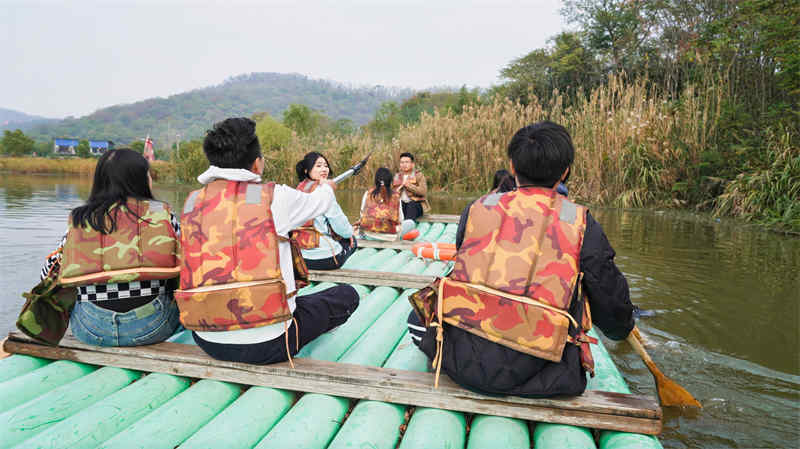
[713,128,800,231]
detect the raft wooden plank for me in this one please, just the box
[308,269,435,289]
[0,337,8,359]
[355,240,413,250]
[4,332,661,435]
[418,214,460,224]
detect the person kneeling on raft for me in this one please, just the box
[177,118,359,365]
[292,152,356,270]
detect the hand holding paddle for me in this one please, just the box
[627,326,702,408]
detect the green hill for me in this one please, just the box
[0,108,55,129]
[20,73,414,146]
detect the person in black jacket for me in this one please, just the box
[407,121,634,398]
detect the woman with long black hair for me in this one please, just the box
[40,149,181,346]
[292,151,356,270]
[357,167,413,241]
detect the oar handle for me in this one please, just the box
[627,326,655,367]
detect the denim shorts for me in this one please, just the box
[70,293,181,347]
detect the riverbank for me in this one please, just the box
[0,157,176,181]
[2,150,797,234]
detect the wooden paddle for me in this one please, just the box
[627,326,702,408]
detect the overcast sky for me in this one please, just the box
[2,0,566,118]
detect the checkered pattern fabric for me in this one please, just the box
[77,279,167,302]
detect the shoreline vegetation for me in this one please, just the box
[2,2,797,233]
[1,76,797,234]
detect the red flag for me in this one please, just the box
[143,135,155,162]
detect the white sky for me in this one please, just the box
[1,0,566,118]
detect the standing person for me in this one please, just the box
[178,118,359,364]
[392,152,430,221]
[293,152,356,270]
[407,121,634,397]
[39,149,182,346]
[357,167,414,241]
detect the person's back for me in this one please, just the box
[178,118,359,365]
[358,167,409,241]
[407,121,634,397]
[37,148,182,347]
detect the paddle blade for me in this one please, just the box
[653,369,703,408]
[402,230,420,240]
[628,327,702,408]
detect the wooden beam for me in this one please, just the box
[308,269,435,289]
[0,337,8,359]
[418,214,460,224]
[356,239,414,250]
[4,332,661,435]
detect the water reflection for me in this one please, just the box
[0,174,798,449]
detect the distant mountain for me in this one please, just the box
[21,73,415,147]
[0,108,56,130]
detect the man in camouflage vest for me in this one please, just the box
[178,117,359,364]
[407,121,634,397]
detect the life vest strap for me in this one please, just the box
[441,278,579,329]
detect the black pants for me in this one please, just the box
[193,285,359,364]
[304,237,357,270]
[402,201,424,221]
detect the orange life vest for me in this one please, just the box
[175,180,292,332]
[59,200,180,286]
[413,187,596,381]
[291,179,323,249]
[360,189,401,234]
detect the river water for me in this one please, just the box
[0,173,797,449]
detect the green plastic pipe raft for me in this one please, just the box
[0,360,96,414]
[96,379,240,449]
[178,387,295,449]
[0,366,140,447]
[0,355,51,383]
[254,394,350,449]
[13,373,190,449]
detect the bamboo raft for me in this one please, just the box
[0,217,664,449]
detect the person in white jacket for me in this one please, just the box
[185,117,359,364]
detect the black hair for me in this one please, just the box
[71,148,155,234]
[506,121,574,187]
[203,117,262,169]
[491,169,516,193]
[371,167,394,203]
[295,151,334,182]
[399,152,414,162]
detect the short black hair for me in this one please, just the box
[203,117,262,169]
[506,121,574,187]
[399,152,414,161]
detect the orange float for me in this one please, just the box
[402,229,420,240]
[411,242,457,261]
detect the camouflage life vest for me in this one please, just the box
[59,200,180,286]
[291,179,322,249]
[420,187,597,377]
[175,180,292,332]
[360,189,401,234]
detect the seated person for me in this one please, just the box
[178,118,359,364]
[392,152,430,220]
[40,149,181,347]
[407,121,634,397]
[293,152,356,270]
[357,167,415,241]
[490,168,516,193]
